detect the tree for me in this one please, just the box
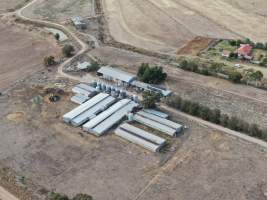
[62,44,75,57]
[229,71,242,83]
[137,64,167,84]
[141,91,159,109]
[260,57,267,66]
[86,61,100,72]
[210,109,221,124]
[44,56,56,67]
[220,114,229,127]
[55,33,60,41]
[49,192,69,200]
[72,194,93,200]
[249,124,262,138]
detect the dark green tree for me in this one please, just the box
[62,44,75,57]
[72,194,93,200]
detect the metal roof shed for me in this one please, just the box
[138,111,182,132]
[144,109,169,119]
[72,86,91,97]
[133,114,177,137]
[71,96,116,127]
[71,94,89,105]
[63,93,109,123]
[92,101,138,136]
[83,99,131,131]
[115,128,160,152]
[97,66,136,83]
[120,123,166,146]
[76,83,96,93]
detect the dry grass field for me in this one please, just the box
[0,0,28,13]
[103,0,267,54]
[22,0,94,22]
[0,20,60,91]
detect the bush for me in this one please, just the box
[44,56,56,67]
[62,44,75,57]
[49,192,69,200]
[137,63,167,84]
[72,194,93,200]
[229,71,242,83]
[86,61,100,72]
[55,33,60,41]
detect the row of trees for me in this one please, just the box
[137,63,167,84]
[179,59,264,84]
[141,91,161,109]
[50,192,93,200]
[165,96,267,141]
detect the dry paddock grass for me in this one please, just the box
[0,0,28,13]
[103,0,267,54]
[0,20,60,91]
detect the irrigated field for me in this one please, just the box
[103,0,267,54]
[0,21,60,91]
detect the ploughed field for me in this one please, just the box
[103,0,267,54]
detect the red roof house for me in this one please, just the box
[237,44,253,60]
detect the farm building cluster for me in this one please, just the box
[62,67,182,152]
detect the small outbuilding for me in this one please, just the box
[71,16,87,29]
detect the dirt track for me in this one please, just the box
[0,186,19,200]
[0,20,60,91]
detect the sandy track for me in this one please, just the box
[0,186,19,200]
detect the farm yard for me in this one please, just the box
[0,70,267,200]
[0,20,60,91]
[21,0,94,22]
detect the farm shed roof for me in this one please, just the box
[97,66,137,83]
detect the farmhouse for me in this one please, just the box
[237,44,253,60]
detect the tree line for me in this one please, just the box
[165,95,267,141]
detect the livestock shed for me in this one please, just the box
[63,93,109,123]
[144,109,169,119]
[120,123,166,146]
[131,80,172,97]
[133,114,178,137]
[92,101,138,136]
[137,111,183,132]
[97,66,137,85]
[83,99,131,131]
[71,96,116,127]
[71,93,90,105]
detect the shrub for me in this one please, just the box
[44,56,56,67]
[229,71,242,83]
[62,44,75,57]
[141,91,159,109]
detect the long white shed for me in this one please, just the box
[71,96,116,127]
[63,93,109,123]
[115,128,160,152]
[92,101,138,136]
[83,99,131,131]
[138,111,183,132]
[119,123,166,146]
[133,114,177,137]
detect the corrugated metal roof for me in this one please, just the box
[138,111,182,131]
[97,66,136,83]
[71,94,89,105]
[115,128,160,152]
[72,87,91,96]
[63,93,109,123]
[83,99,131,131]
[120,123,166,146]
[131,81,172,97]
[71,96,116,127]
[133,114,177,137]
[76,83,96,93]
[92,101,138,136]
[144,109,169,119]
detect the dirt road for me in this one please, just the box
[0,186,19,200]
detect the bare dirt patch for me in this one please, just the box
[22,0,94,22]
[0,20,60,91]
[177,37,214,56]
